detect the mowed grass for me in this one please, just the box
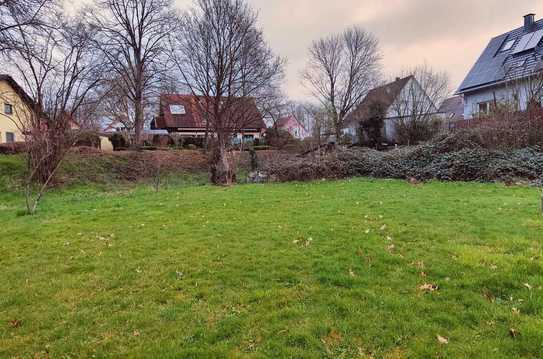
[1,174,543,357]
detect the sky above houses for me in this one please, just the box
[69,0,543,101]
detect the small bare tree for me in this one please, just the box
[89,0,175,146]
[0,9,104,214]
[302,26,381,142]
[171,0,285,185]
[391,66,450,144]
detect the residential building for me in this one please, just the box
[276,115,309,139]
[437,96,464,130]
[344,76,438,143]
[152,94,266,142]
[0,75,33,144]
[458,14,543,119]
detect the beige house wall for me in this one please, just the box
[0,80,31,144]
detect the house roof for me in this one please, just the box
[0,74,34,108]
[276,115,306,130]
[154,94,266,131]
[345,76,413,125]
[438,96,464,120]
[458,16,543,94]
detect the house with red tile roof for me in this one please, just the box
[152,94,266,142]
[276,115,309,139]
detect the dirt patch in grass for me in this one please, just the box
[56,149,209,185]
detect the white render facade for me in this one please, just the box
[462,79,541,119]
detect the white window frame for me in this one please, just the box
[169,104,186,115]
[477,101,491,116]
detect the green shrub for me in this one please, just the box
[109,133,128,150]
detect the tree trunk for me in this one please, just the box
[210,133,235,185]
[134,96,144,147]
[335,121,342,145]
[334,112,344,144]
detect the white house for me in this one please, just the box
[458,14,543,118]
[276,115,309,139]
[344,76,438,143]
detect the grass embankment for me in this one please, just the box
[0,155,542,357]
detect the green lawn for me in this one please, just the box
[1,173,543,357]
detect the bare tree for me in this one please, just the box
[258,87,290,129]
[0,10,104,214]
[391,66,450,144]
[0,0,51,53]
[303,103,331,146]
[89,0,175,146]
[302,26,381,142]
[170,0,285,185]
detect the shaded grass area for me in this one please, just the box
[1,167,543,357]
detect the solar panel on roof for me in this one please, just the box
[525,29,543,51]
[513,33,534,54]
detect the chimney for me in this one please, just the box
[524,13,536,32]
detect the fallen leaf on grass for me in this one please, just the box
[8,319,22,328]
[509,328,519,338]
[523,283,533,290]
[418,283,439,292]
[321,329,342,346]
[414,261,425,270]
[386,244,395,253]
[349,268,356,277]
[512,307,520,316]
[133,329,140,337]
[437,335,449,344]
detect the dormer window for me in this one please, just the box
[501,39,515,52]
[170,104,186,115]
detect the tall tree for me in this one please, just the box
[302,26,381,142]
[90,0,175,145]
[171,0,284,185]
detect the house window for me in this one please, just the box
[501,39,515,52]
[4,103,13,115]
[478,102,491,115]
[242,134,254,143]
[6,132,15,143]
[170,104,186,115]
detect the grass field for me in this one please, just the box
[1,157,543,357]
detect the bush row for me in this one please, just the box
[264,131,543,184]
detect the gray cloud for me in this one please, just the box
[70,0,543,100]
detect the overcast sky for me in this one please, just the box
[71,0,543,100]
